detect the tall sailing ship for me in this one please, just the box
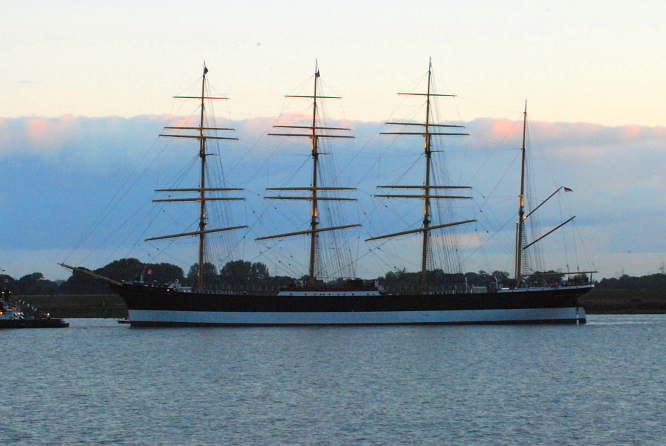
[63,62,594,326]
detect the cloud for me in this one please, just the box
[0,115,167,170]
[1,114,665,280]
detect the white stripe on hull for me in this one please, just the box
[129,307,586,325]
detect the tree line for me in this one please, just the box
[1,259,295,295]
[596,273,666,290]
[378,269,511,291]
[3,257,610,296]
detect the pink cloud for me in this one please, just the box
[171,116,198,127]
[492,118,521,137]
[23,116,74,151]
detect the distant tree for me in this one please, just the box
[58,259,186,294]
[103,259,144,281]
[59,259,146,295]
[186,262,218,288]
[15,272,59,295]
[220,260,252,285]
[58,267,109,295]
[249,262,270,283]
[377,268,511,291]
[142,262,186,285]
[0,274,16,291]
[492,271,511,287]
[597,273,666,290]
[464,271,481,286]
[219,260,271,286]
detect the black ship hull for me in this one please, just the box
[0,318,69,329]
[111,283,591,327]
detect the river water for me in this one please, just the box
[1,315,664,445]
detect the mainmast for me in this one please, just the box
[515,102,528,286]
[366,60,473,287]
[148,64,247,291]
[256,62,359,285]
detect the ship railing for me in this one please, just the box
[381,286,486,295]
[185,286,283,295]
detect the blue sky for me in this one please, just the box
[1,0,665,281]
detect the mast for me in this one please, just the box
[512,104,596,283]
[256,62,358,285]
[367,59,472,289]
[421,62,434,286]
[198,66,208,289]
[309,65,321,281]
[150,63,247,291]
[515,101,528,286]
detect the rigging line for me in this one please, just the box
[452,96,521,115]
[269,154,312,191]
[523,130,545,273]
[527,119,563,198]
[92,204,158,266]
[380,154,424,189]
[460,213,517,265]
[471,148,521,221]
[476,230,494,275]
[238,118,307,189]
[466,117,522,186]
[326,243,365,279]
[355,193,383,234]
[575,219,597,271]
[428,69,458,98]
[77,78,233,268]
[262,240,307,275]
[399,71,430,99]
[161,153,201,190]
[552,185,573,272]
[284,73,316,99]
[226,130,272,185]
[445,99,471,188]
[324,137,360,186]
[70,136,174,265]
[174,76,203,100]
[364,242,408,275]
[150,248,190,270]
[349,128,397,189]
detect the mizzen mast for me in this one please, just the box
[366,59,473,287]
[150,64,247,290]
[256,62,358,284]
[514,101,529,286]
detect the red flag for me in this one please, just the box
[144,266,155,275]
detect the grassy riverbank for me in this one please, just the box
[579,289,666,314]
[21,295,128,319]
[19,289,666,318]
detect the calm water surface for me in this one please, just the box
[1,315,664,445]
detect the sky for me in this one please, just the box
[1,0,666,282]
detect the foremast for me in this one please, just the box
[149,64,247,290]
[256,62,358,285]
[366,60,474,288]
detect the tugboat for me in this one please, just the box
[0,289,69,328]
